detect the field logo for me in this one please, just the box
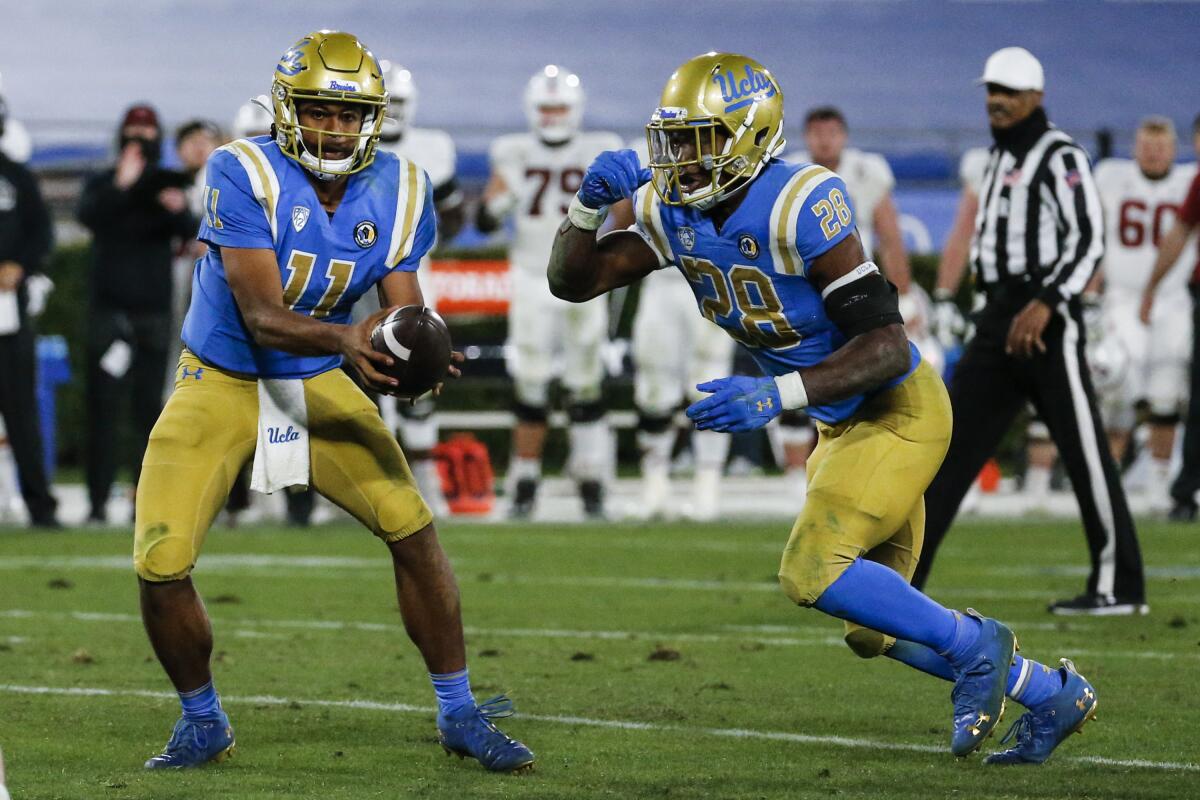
[713,65,776,113]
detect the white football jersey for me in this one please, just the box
[959,147,991,196]
[489,130,623,272]
[782,147,895,255]
[378,127,456,191]
[1094,158,1198,295]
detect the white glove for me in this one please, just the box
[930,289,966,350]
[25,273,55,317]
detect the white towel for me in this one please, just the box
[250,378,311,494]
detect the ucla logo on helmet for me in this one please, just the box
[328,79,361,92]
[678,226,696,251]
[712,65,777,112]
[276,39,310,77]
[354,220,378,248]
[738,233,760,259]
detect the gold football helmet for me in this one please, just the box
[271,30,388,178]
[646,52,785,209]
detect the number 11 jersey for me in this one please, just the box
[184,135,436,378]
[632,158,919,424]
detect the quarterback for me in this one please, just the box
[133,31,532,773]
[548,52,1097,764]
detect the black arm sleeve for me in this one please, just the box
[15,165,53,274]
[822,269,904,339]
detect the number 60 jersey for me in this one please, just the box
[631,157,919,425]
[183,134,436,378]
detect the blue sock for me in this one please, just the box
[1008,655,1066,708]
[179,681,221,720]
[430,668,475,717]
[814,558,979,661]
[887,641,1065,707]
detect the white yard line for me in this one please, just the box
[2,608,1193,660]
[0,683,1196,773]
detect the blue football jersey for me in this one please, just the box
[632,158,919,424]
[182,136,436,378]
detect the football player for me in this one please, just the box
[775,107,913,493]
[359,61,466,518]
[477,66,623,518]
[548,52,1098,765]
[134,31,532,773]
[1093,117,1196,510]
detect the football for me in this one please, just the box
[370,305,453,398]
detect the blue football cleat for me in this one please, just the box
[438,695,535,773]
[144,711,236,769]
[950,609,1017,757]
[984,658,1098,765]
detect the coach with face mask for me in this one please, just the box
[77,104,196,524]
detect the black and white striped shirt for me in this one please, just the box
[970,125,1104,304]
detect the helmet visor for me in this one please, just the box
[645,116,736,206]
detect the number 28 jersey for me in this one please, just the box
[631,158,919,425]
[183,136,436,378]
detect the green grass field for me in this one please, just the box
[1,517,1197,799]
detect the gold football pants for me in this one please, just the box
[777,360,952,657]
[134,352,432,582]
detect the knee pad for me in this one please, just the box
[514,379,549,410]
[400,395,436,421]
[1148,410,1181,426]
[567,400,606,424]
[133,522,194,582]
[400,415,439,452]
[513,401,548,424]
[844,627,895,660]
[373,483,433,542]
[637,411,674,435]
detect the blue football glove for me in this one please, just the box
[685,376,783,433]
[577,149,652,209]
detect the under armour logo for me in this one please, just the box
[181,366,204,380]
[756,397,774,413]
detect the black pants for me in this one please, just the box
[85,309,171,516]
[1169,285,1200,508]
[0,327,57,523]
[914,283,1145,602]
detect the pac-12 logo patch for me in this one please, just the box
[292,206,310,233]
[738,233,760,259]
[354,220,378,248]
[678,226,696,251]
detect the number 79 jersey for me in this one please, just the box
[489,131,623,273]
[183,135,436,378]
[632,157,919,424]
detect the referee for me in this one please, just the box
[914,47,1147,615]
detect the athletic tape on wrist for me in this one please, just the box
[775,372,809,410]
[568,194,610,231]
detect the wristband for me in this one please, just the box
[774,371,809,410]
[933,288,955,302]
[567,194,610,231]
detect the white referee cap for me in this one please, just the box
[977,47,1044,91]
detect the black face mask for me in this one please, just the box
[120,134,162,165]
